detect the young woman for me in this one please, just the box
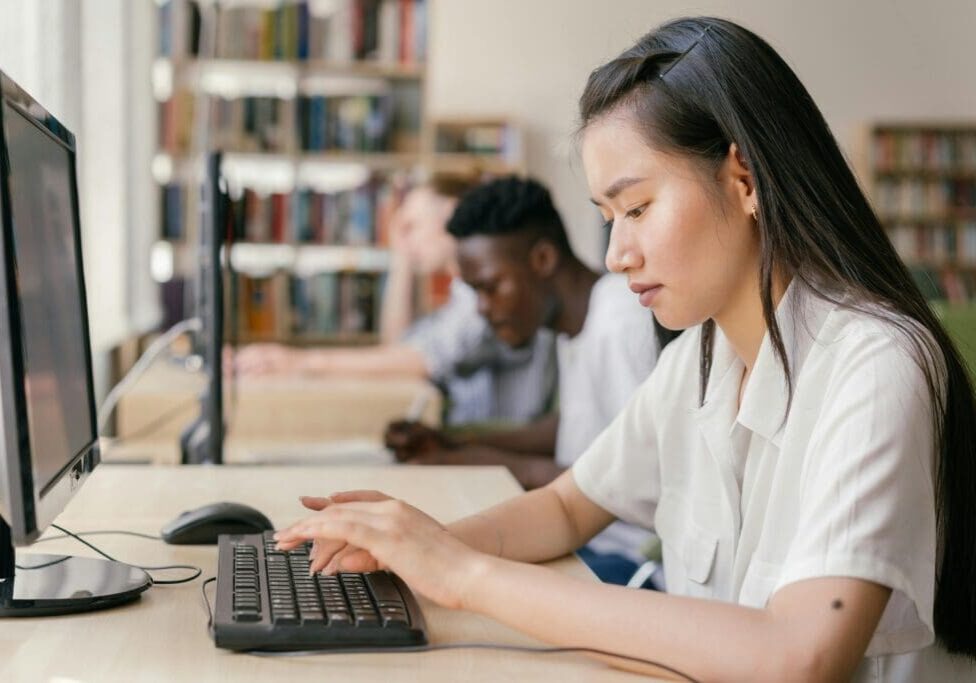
[274,17,976,681]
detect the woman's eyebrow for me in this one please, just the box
[596,176,647,202]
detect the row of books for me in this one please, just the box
[874,178,976,219]
[160,0,427,64]
[160,92,411,154]
[889,222,976,265]
[161,180,404,246]
[233,271,383,338]
[235,182,401,245]
[872,130,976,172]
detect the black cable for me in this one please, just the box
[16,529,165,569]
[34,529,162,542]
[15,555,71,570]
[16,524,202,585]
[201,576,217,636]
[196,579,697,682]
[246,642,699,681]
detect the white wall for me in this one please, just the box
[0,0,159,351]
[427,0,976,267]
[0,0,158,402]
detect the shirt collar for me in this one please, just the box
[698,280,838,447]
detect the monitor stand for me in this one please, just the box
[0,518,151,617]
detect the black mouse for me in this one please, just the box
[160,501,274,545]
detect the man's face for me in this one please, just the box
[456,234,550,348]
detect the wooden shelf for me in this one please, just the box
[874,168,976,180]
[232,332,380,347]
[154,151,420,193]
[427,152,524,174]
[229,242,392,276]
[154,57,423,100]
[879,209,976,223]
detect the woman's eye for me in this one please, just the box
[626,204,647,220]
[601,217,614,232]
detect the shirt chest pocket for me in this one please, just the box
[654,493,719,594]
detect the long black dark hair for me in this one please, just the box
[579,17,975,656]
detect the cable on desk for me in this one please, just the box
[15,524,202,585]
[196,572,698,681]
[246,642,700,682]
[34,529,163,542]
[17,529,164,569]
[201,576,217,637]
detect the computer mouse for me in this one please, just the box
[160,501,274,545]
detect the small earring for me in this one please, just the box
[751,204,759,221]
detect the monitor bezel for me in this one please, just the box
[0,69,100,545]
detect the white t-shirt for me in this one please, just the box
[555,273,658,465]
[573,281,974,682]
[557,273,659,561]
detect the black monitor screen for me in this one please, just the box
[2,101,94,495]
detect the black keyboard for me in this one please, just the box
[213,532,427,651]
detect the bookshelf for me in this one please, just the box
[430,117,526,175]
[154,1,526,346]
[868,123,976,303]
[867,123,976,377]
[154,0,429,345]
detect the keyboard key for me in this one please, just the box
[365,572,404,606]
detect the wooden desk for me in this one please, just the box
[0,465,647,681]
[103,435,396,466]
[110,357,441,465]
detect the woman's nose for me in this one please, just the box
[605,222,641,273]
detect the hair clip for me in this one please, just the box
[658,26,712,80]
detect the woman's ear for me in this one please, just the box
[728,143,757,218]
[528,240,560,279]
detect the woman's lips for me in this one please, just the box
[629,282,663,307]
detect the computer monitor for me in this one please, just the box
[0,69,151,616]
[180,152,225,465]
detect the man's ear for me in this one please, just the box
[528,240,560,278]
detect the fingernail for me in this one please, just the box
[272,531,281,540]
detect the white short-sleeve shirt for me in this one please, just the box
[572,281,974,682]
[555,273,658,466]
[556,273,660,561]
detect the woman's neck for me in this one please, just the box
[714,270,791,374]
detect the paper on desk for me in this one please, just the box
[234,439,395,466]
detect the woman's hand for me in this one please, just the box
[275,490,490,610]
[298,493,384,574]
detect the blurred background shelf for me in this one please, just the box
[867,122,976,305]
